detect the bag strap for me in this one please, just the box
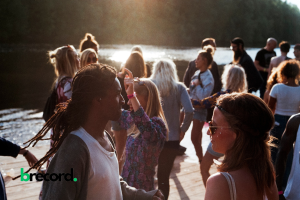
[197,71,204,88]
[220,172,237,200]
[105,131,118,158]
[56,76,72,93]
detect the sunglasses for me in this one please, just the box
[87,57,98,63]
[208,121,231,135]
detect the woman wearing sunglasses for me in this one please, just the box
[150,59,193,199]
[80,48,98,68]
[191,64,247,186]
[204,93,278,200]
[115,68,168,192]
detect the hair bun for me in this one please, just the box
[86,34,92,41]
[205,45,214,55]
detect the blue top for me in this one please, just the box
[152,81,194,141]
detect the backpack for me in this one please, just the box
[43,87,57,122]
[42,77,70,122]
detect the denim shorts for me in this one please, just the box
[207,142,224,158]
[193,109,207,122]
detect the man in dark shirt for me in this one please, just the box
[254,38,277,98]
[230,37,263,93]
[183,38,222,122]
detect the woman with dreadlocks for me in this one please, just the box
[16,63,164,200]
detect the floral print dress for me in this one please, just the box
[118,106,167,191]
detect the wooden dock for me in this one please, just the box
[1,145,217,200]
[2,124,217,199]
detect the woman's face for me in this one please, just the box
[87,53,98,65]
[208,107,237,154]
[195,54,208,71]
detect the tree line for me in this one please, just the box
[1,0,300,47]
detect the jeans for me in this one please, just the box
[157,141,179,200]
[270,114,293,189]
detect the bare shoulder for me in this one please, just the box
[205,172,231,200]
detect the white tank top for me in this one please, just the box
[284,125,300,199]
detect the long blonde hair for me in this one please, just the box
[49,45,79,79]
[150,59,179,97]
[130,78,169,140]
[222,64,248,92]
[80,48,98,68]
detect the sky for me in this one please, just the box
[285,0,300,9]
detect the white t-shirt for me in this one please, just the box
[71,127,122,200]
[270,83,300,116]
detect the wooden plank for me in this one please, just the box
[3,137,218,200]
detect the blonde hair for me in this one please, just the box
[49,45,79,79]
[131,78,169,140]
[80,48,98,68]
[150,59,179,97]
[222,64,248,92]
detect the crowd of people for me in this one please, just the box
[1,33,300,200]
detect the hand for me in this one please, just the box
[179,131,185,141]
[193,79,200,86]
[117,72,124,78]
[123,68,134,96]
[186,88,190,94]
[24,151,38,168]
[153,190,164,200]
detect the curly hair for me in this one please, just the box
[14,63,116,179]
[277,60,300,83]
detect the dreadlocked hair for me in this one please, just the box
[13,63,116,180]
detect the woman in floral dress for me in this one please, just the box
[117,68,168,191]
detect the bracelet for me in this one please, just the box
[23,150,29,157]
[278,191,283,195]
[127,92,136,99]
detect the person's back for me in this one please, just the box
[153,81,192,140]
[270,83,300,116]
[208,167,265,200]
[151,59,193,199]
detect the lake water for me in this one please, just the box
[0,44,296,148]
